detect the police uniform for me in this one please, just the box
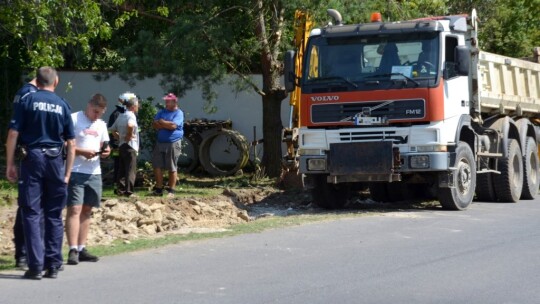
[10,82,38,266]
[10,89,75,273]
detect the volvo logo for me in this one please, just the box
[310,96,339,102]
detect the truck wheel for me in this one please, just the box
[521,137,539,199]
[311,175,348,209]
[475,173,497,202]
[493,139,523,202]
[438,142,476,210]
[387,182,417,202]
[369,183,389,202]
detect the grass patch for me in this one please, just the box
[0,180,17,207]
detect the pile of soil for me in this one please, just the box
[0,187,311,257]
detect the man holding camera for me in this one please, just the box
[65,93,110,265]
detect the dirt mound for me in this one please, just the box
[0,188,289,256]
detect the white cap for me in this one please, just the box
[119,92,137,102]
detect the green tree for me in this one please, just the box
[0,0,112,69]
[0,0,115,140]
[446,0,540,58]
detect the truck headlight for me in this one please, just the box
[298,149,323,156]
[307,158,326,171]
[410,155,430,169]
[414,145,447,152]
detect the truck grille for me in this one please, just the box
[311,99,425,123]
[338,130,408,144]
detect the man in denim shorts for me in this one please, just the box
[151,93,184,197]
[66,94,110,265]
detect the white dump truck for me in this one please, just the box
[283,9,540,210]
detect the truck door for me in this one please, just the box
[443,35,470,119]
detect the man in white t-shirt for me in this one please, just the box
[66,94,110,265]
[108,96,139,197]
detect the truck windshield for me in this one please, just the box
[303,33,439,85]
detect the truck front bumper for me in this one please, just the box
[299,142,451,183]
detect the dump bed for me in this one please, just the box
[476,51,540,116]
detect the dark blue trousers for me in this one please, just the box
[13,207,26,260]
[13,205,44,260]
[19,148,67,272]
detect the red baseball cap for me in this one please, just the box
[163,93,177,101]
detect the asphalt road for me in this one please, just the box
[2,199,540,304]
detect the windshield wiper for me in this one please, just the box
[363,73,419,87]
[308,76,358,88]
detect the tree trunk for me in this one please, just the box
[253,0,288,178]
[261,90,286,177]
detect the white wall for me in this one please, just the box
[56,72,291,162]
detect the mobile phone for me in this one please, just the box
[98,141,109,154]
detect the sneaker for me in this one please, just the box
[43,266,59,279]
[151,187,163,196]
[79,248,99,262]
[23,269,42,280]
[15,256,28,270]
[67,248,79,265]
[165,187,175,198]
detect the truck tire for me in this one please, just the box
[387,182,417,202]
[521,137,539,199]
[369,183,389,202]
[369,182,417,203]
[493,139,523,202]
[438,142,476,210]
[311,175,348,209]
[475,173,497,202]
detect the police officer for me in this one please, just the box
[5,67,76,280]
[11,78,39,269]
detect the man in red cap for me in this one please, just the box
[151,93,184,197]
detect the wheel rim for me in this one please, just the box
[457,158,472,195]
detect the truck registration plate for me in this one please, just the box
[354,115,388,126]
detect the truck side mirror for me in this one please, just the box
[284,50,297,92]
[455,46,470,76]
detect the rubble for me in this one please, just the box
[0,188,285,256]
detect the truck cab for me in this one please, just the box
[284,10,540,210]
